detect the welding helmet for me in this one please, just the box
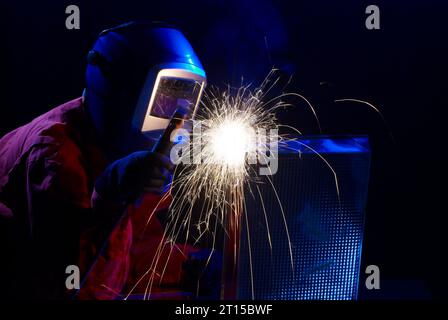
[85,21,206,157]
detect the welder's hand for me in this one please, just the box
[181,249,223,299]
[94,151,174,203]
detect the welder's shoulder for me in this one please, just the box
[28,99,91,203]
[19,98,90,205]
[13,97,86,163]
[0,97,83,152]
[0,97,85,176]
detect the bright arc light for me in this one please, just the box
[208,119,255,168]
[125,70,348,301]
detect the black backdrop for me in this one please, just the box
[1,0,447,299]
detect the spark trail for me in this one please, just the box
[123,70,362,300]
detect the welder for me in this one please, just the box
[0,21,220,299]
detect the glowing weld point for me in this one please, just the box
[208,119,255,168]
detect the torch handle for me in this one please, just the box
[152,107,188,156]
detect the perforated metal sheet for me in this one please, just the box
[237,136,370,300]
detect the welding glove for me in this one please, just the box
[181,249,223,299]
[94,151,174,204]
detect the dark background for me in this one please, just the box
[1,0,447,299]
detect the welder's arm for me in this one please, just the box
[85,150,173,247]
[90,105,185,237]
[81,150,174,259]
[94,151,174,204]
[76,151,173,299]
[85,151,174,258]
[80,109,183,298]
[87,106,182,244]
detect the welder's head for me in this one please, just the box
[85,21,206,158]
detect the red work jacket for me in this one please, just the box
[0,97,193,299]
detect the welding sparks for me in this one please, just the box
[124,70,345,300]
[208,118,254,168]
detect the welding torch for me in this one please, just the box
[152,106,189,157]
